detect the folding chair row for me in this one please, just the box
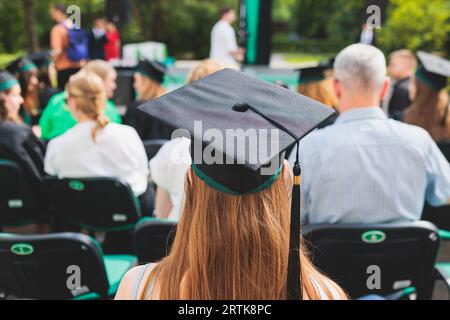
[0,139,168,231]
[0,160,142,232]
[132,219,450,300]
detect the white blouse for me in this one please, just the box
[149,137,191,220]
[45,121,149,196]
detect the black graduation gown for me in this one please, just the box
[0,121,46,187]
[388,77,412,116]
[124,100,173,141]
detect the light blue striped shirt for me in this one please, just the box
[289,107,450,224]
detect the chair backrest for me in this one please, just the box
[303,221,440,300]
[0,160,43,227]
[133,218,177,263]
[437,140,450,163]
[143,139,169,160]
[422,203,450,231]
[424,141,450,230]
[113,67,135,107]
[44,177,141,232]
[0,232,109,299]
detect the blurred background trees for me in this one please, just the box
[0,0,448,60]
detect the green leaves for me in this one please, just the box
[378,0,450,54]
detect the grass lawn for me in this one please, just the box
[0,52,24,68]
[280,52,336,64]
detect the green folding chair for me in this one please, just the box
[0,232,136,300]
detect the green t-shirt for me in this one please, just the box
[39,92,122,140]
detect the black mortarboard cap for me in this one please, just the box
[135,59,167,84]
[138,68,335,300]
[0,71,19,92]
[297,65,327,85]
[6,57,38,75]
[416,51,450,91]
[27,51,52,69]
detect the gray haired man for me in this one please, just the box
[290,44,450,225]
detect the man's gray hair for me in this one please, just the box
[334,44,387,92]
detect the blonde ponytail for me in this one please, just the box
[92,112,110,141]
[66,71,109,141]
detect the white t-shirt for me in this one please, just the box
[210,20,239,66]
[149,137,191,221]
[45,121,149,196]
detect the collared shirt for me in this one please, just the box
[289,107,450,224]
[210,20,238,66]
[45,121,149,196]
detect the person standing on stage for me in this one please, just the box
[210,7,244,67]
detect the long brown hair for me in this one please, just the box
[19,69,40,117]
[137,75,166,101]
[66,72,109,141]
[142,167,346,300]
[187,59,223,84]
[298,78,338,108]
[404,79,450,142]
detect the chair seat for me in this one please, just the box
[104,255,138,294]
[73,254,137,300]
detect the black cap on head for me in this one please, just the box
[27,51,52,69]
[297,65,328,85]
[138,69,335,299]
[416,51,450,91]
[6,57,38,75]
[136,59,167,84]
[0,71,19,92]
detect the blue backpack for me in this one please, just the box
[66,27,89,62]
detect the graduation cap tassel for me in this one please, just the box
[287,142,302,300]
[231,103,305,300]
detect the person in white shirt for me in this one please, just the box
[149,60,224,221]
[210,7,244,67]
[150,137,191,221]
[44,71,152,214]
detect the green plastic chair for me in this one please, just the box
[0,232,136,300]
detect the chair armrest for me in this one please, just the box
[384,287,416,300]
[439,230,450,240]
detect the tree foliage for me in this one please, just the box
[377,0,450,54]
[0,0,448,58]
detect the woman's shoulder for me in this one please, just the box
[115,263,157,300]
[0,121,30,135]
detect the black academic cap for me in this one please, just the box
[135,59,167,84]
[0,71,19,92]
[138,68,335,299]
[6,57,37,75]
[27,50,52,69]
[297,65,327,85]
[416,51,450,90]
